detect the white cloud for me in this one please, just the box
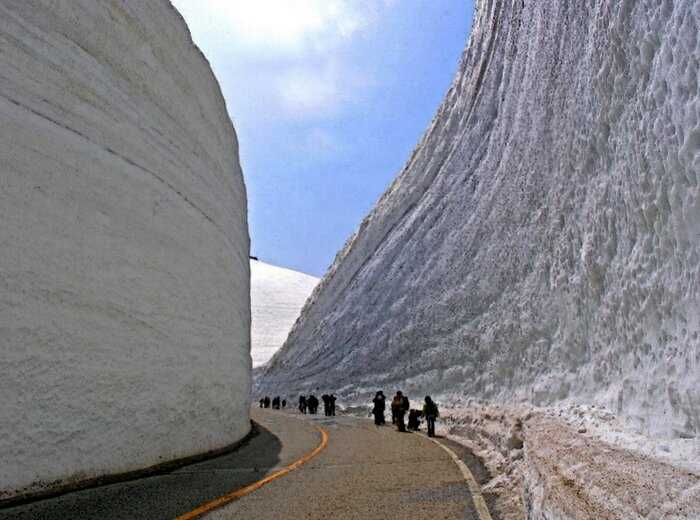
[189,0,369,52]
[304,127,344,156]
[171,0,394,122]
[276,59,375,118]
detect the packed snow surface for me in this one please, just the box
[250,260,319,367]
[0,0,250,500]
[258,0,700,443]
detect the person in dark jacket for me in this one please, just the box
[407,409,421,431]
[372,391,386,425]
[329,394,337,416]
[423,396,439,437]
[298,395,307,414]
[307,394,319,414]
[322,394,330,416]
[264,396,271,408]
[259,398,265,408]
[282,399,287,409]
[391,391,408,432]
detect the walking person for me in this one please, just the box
[308,394,319,414]
[392,391,408,432]
[372,391,386,425]
[423,396,439,437]
[329,394,336,416]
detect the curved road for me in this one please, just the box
[0,409,493,520]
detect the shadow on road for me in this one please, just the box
[0,421,282,520]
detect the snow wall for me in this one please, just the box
[250,260,319,368]
[0,1,251,500]
[258,0,700,439]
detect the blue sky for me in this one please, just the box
[171,1,474,276]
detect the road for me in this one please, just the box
[0,409,494,520]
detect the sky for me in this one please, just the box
[171,0,474,276]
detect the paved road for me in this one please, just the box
[210,411,486,520]
[0,409,491,520]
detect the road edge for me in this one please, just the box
[0,421,257,511]
[427,436,494,520]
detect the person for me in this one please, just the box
[407,409,421,431]
[423,396,439,437]
[329,394,336,416]
[272,396,280,410]
[282,399,287,409]
[259,398,264,408]
[299,395,307,414]
[392,391,408,432]
[307,394,319,414]
[322,394,330,416]
[372,391,386,425]
[264,396,271,409]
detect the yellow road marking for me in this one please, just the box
[174,423,329,520]
[426,436,494,520]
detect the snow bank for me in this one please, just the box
[250,260,319,367]
[0,1,250,500]
[440,402,700,519]
[257,0,699,442]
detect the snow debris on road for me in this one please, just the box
[440,402,700,519]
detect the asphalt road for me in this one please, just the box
[0,409,490,520]
[209,410,486,519]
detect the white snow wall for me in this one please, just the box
[258,0,700,439]
[250,260,319,367]
[0,0,250,500]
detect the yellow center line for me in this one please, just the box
[174,423,329,520]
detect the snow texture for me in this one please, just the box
[258,0,700,442]
[250,260,319,368]
[439,402,700,519]
[0,0,250,500]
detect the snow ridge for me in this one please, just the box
[258,0,700,440]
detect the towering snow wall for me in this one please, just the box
[258,0,700,439]
[0,1,250,500]
[250,260,319,367]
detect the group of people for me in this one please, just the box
[259,396,286,409]
[297,393,337,416]
[372,391,439,437]
[259,390,439,437]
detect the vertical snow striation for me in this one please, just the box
[0,1,251,500]
[258,0,699,439]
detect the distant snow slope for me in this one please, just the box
[258,0,699,440]
[0,1,250,501]
[251,260,319,367]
